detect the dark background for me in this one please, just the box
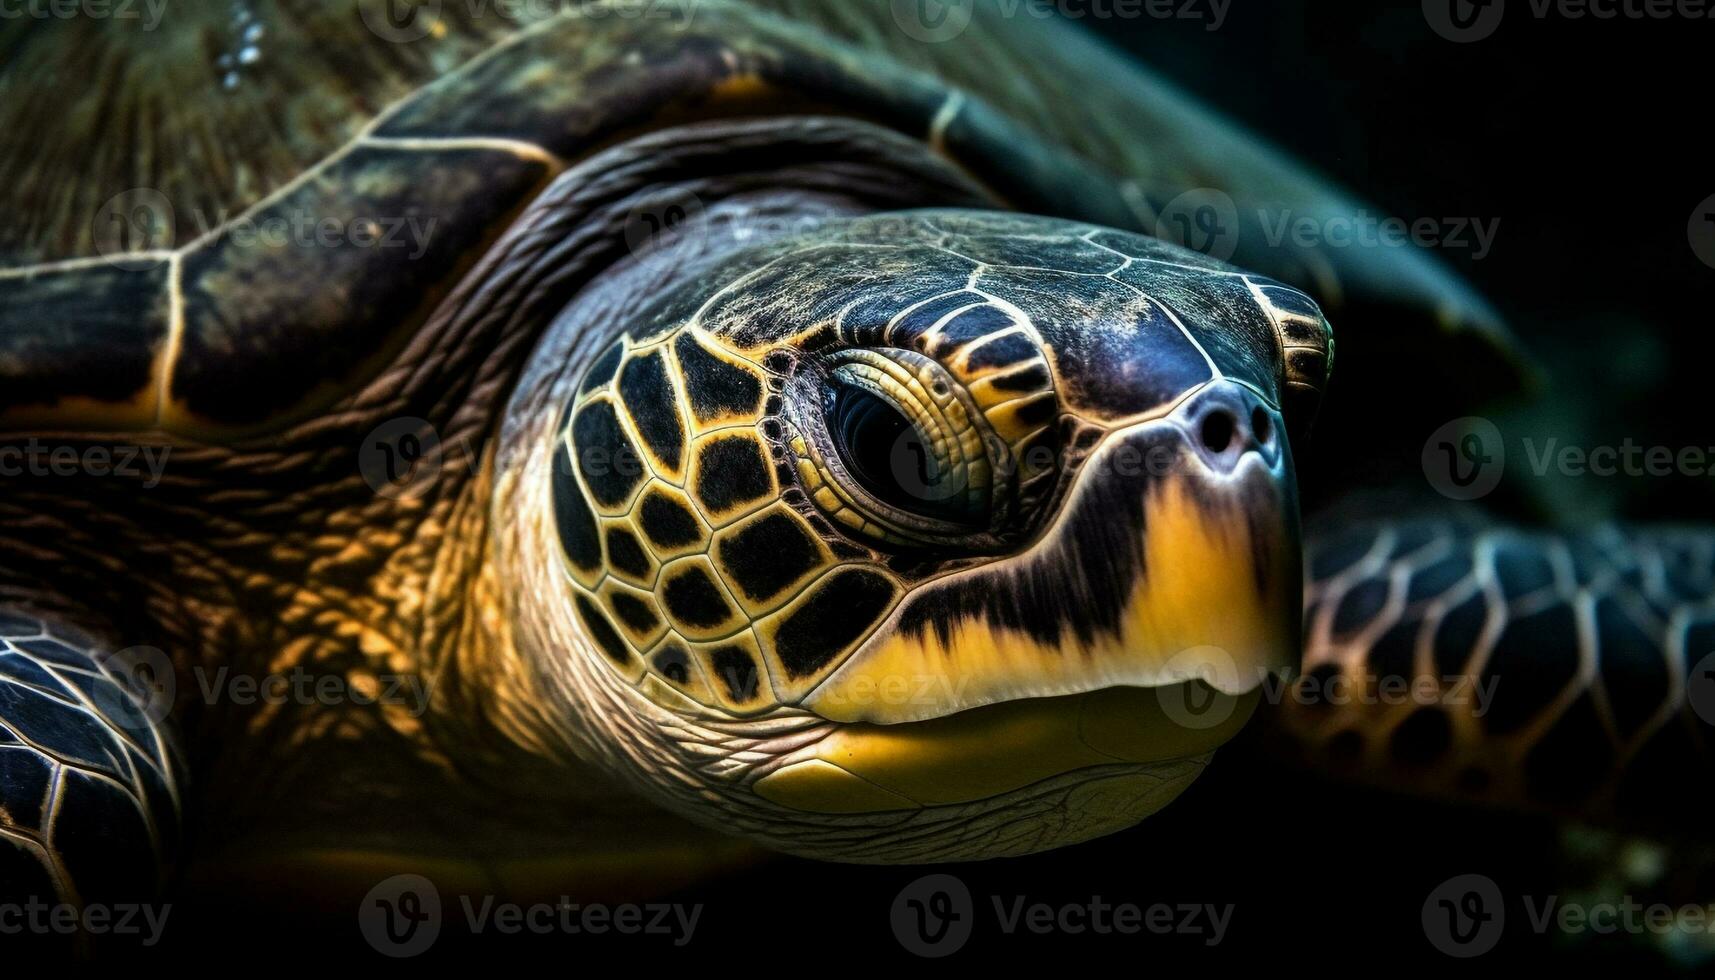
[87,0,1715,968]
[1126,0,1711,524]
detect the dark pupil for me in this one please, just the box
[827,384,966,523]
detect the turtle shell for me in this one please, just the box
[0,0,1529,440]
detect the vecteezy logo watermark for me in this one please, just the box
[361,874,442,957]
[360,0,440,42]
[1155,646,1247,730]
[359,874,703,956]
[891,873,974,957]
[1154,188,1241,262]
[0,439,171,487]
[623,188,709,257]
[361,417,443,500]
[0,899,172,946]
[890,0,976,41]
[1423,874,1506,957]
[1689,194,1715,270]
[93,188,175,270]
[891,873,1234,955]
[1689,652,1715,727]
[1424,0,1506,42]
[94,645,177,731]
[1422,417,1506,501]
[359,417,480,500]
[0,0,168,29]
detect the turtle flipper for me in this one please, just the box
[1277,519,1715,824]
[0,609,181,916]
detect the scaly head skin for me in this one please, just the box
[491,209,1332,862]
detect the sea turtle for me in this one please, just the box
[1,0,1709,930]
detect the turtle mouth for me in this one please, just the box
[752,682,1260,814]
[799,381,1303,727]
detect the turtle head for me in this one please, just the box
[499,210,1332,862]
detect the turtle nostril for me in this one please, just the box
[1200,410,1236,454]
[1251,407,1273,446]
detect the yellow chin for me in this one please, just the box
[754,455,1297,819]
[754,682,1259,814]
[803,470,1299,725]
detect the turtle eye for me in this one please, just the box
[826,383,971,524]
[789,349,998,546]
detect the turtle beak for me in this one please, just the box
[804,378,1302,726]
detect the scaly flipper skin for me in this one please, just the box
[1282,519,1715,821]
[0,610,180,908]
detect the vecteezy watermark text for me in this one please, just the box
[991,894,1234,943]
[0,440,170,487]
[889,0,1230,43]
[1521,437,1715,478]
[359,874,701,956]
[1423,417,1715,501]
[890,873,1233,956]
[1148,189,1500,264]
[1425,0,1715,43]
[194,666,434,718]
[1425,873,1715,958]
[0,0,167,29]
[1258,209,1501,262]
[0,899,171,947]
[94,189,441,268]
[97,648,438,730]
